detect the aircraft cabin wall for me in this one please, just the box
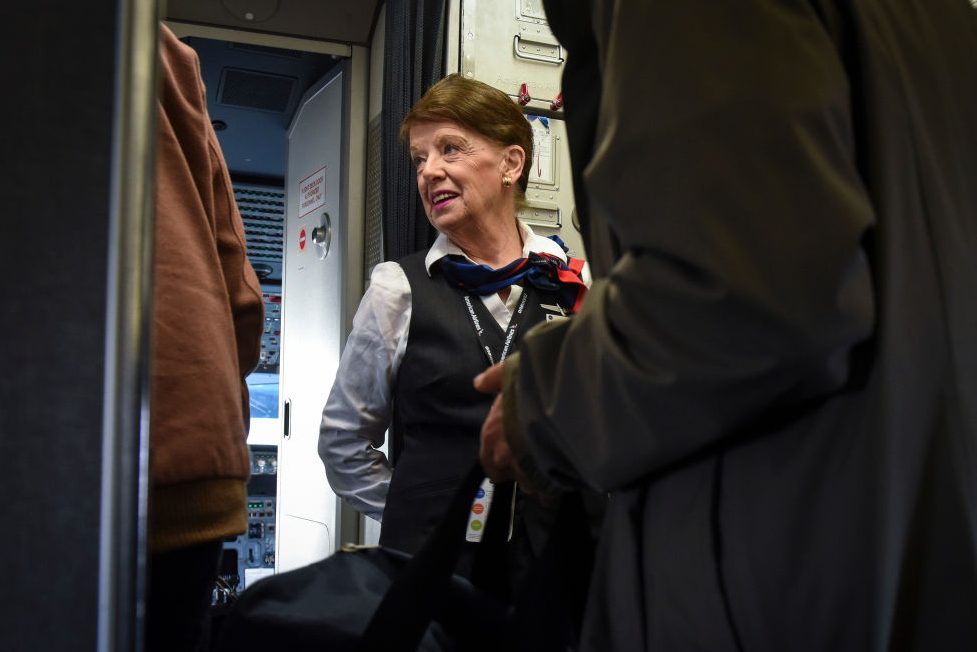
[447,0,584,259]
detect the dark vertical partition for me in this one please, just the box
[0,1,158,651]
[381,0,446,261]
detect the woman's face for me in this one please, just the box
[408,120,516,238]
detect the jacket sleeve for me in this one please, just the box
[319,262,412,520]
[506,0,876,492]
[205,88,264,392]
[204,132,263,438]
[154,24,263,450]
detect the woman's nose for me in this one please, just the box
[421,155,445,181]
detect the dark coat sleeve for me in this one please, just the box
[507,0,876,492]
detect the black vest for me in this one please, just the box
[379,251,560,553]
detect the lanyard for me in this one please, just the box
[460,286,532,543]
[461,285,533,367]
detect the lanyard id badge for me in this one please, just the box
[465,477,495,542]
[461,287,532,542]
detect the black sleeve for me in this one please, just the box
[509,0,875,491]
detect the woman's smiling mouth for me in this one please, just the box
[430,191,459,211]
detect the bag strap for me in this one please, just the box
[358,464,596,652]
[469,479,515,600]
[357,462,508,652]
[436,491,596,652]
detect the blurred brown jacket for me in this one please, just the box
[149,24,264,553]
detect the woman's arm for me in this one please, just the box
[318,262,412,520]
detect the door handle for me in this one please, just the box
[312,212,332,260]
[512,34,564,65]
[283,399,291,440]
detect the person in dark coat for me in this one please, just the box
[477,0,977,649]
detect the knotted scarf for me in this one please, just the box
[439,238,587,314]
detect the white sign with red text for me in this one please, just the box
[298,166,326,218]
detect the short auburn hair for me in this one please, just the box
[401,74,534,195]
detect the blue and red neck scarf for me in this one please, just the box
[439,238,587,314]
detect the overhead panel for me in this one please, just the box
[230,41,305,58]
[166,0,381,46]
[219,68,297,112]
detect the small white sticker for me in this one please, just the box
[243,567,274,589]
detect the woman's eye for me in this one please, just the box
[443,143,459,155]
[412,156,425,170]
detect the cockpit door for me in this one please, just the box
[276,66,346,573]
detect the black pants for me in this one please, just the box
[146,540,223,652]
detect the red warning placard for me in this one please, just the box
[298,227,307,252]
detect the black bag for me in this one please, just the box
[214,463,593,652]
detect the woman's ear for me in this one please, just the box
[500,144,526,185]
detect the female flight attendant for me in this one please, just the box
[318,74,588,568]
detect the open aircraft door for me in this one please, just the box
[276,66,347,573]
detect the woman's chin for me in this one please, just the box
[429,208,464,232]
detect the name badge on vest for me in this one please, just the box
[540,302,569,323]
